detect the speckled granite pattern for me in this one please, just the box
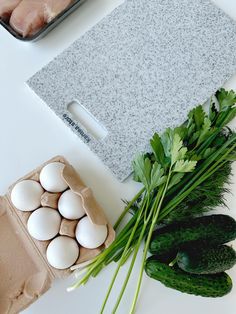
[28,0,236,180]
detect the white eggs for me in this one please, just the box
[11,180,44,211]
[75,216,108,249]
[27,207,61,241]
[39,162,68,193]
[9,159,111,271]
[58,190,85,220]
[46,236,79,269]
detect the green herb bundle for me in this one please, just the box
[69,89,236,313]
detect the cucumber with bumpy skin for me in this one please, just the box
[149,214,236,256]
[145,257,233,297]
[177,245,236,274]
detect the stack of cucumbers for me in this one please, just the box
[145,214,236,297]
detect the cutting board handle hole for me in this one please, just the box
[67,101,108,140]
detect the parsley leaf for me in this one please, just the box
[190,105,206,130]
[161,128,173,160]
[174,160,197,173]
[171,133,187,165]
[216,88,236,110]
[150,162,166,190]
[168,173,185,190]
[150,133,165,167]
[132,155,151,189]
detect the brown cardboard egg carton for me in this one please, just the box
[0,156,115,314]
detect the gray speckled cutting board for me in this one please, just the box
[28,0,236,180]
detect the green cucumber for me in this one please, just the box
[177,245,236,274]
[149,214,236,255]
[151,252,176,264]
[145,257,233,297]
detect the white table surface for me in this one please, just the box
[0,0,236,313]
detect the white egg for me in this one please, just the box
[39,162,68,193]
[46,236,79,269]
[11,180,44,211]
[27,207,61,241]
[75,216,108,249]
[58,190,85,220]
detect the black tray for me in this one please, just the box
[0,0,85,42]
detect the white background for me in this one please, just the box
[0,0,236,313]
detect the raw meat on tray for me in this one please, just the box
[0,0,21,20]
[0,0,73,37]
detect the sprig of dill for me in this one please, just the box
[163,161,232,223]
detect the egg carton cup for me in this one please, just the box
[0,156,115,314]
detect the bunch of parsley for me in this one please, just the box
[69,89,236,314]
